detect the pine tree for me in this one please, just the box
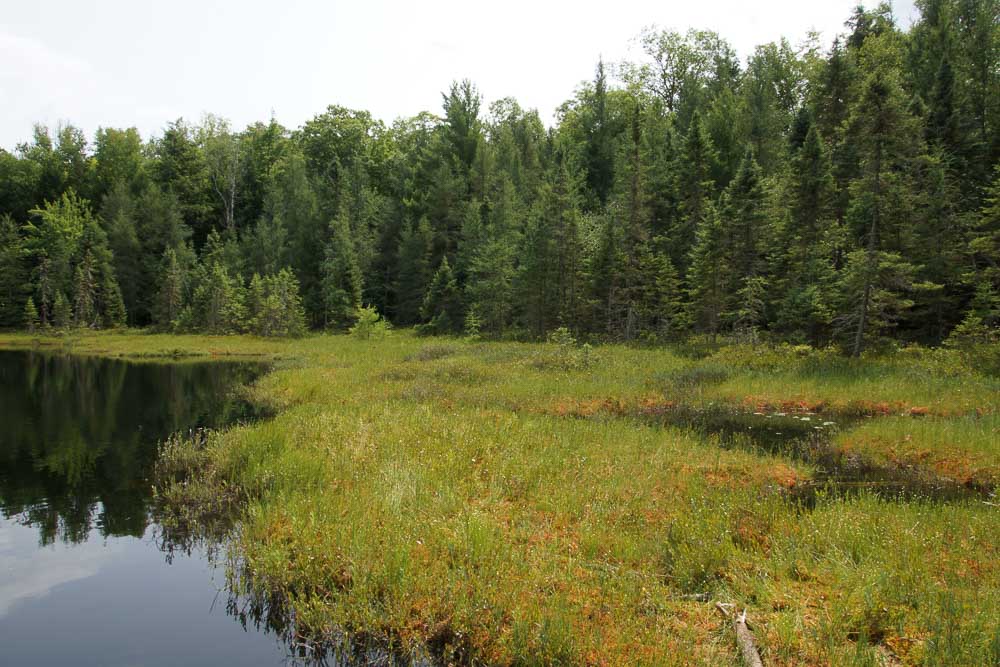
[320,211,363,329]
[721,149,770,330]
[154,247,186,330]
[394,218,434,325]
[776,121,837,344]
[193,263,245,334]
[52,290,71,329]
[24,296,39,333]
[73,251,97,328]
[674,111,718,276]
[841,42,921,355]
[687,201,729,340]
[420,256,461,334]
[0,214,27,327]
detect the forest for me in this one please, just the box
[0,1,998,355]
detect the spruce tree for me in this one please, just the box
[420,256,461,334]
[320,211,363,329]
[840,40,921,355]
[24,297,39,333]
[154,247,186,330]
[776,121,837,344]
[674,111,718,276]
[394,218,434,325]
[73,251,97,328]
[192,263,245,334]
[687,201,729,340]
[0,214,27,327]
[52,291,71,329]
[721,149,770,331]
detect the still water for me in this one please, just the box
[0,349,291,666]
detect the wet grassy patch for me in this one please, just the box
[6,330,998,665]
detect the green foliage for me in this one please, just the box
[320,212,362,329]
[154,248,186,331]
[0,214,28,327]
[536,326,595,370]
[420,256,462,334]
[190,263,246,334]
[23,296,39,332]
[52,290,71,329]
[349,305,391,340]
[246,269,307,337]
[0,2,994,354]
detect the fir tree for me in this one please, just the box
[320,211,363,329]
[394,218,434,325]
[674,111,718,276]
[842,41,922,355]
[687,201,728,340]
[720,148,770,330]
[52,290,71,329]
[0,214,27,327]
[73,251,97,328]
[420,256,461,334]
[23,297,39,333]
[154,248,186,330]
[776,121,837,344]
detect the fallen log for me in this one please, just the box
[715,602,764,667]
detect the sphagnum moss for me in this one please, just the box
[4,330,998,665]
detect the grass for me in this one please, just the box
[3,329,998,665]
[835,415,1000,488]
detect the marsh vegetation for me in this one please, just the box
[7,331,994,665]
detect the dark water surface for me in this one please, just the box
[0,349,292,666]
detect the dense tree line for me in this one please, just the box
[1,1,997,350]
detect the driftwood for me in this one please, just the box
[715,602,764,667]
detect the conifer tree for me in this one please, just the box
[73,251,97,328]
[721,149,770,330]
[52,290,71,329]
[687,201,728,340]
[840,40,921,355]
[394,218,434,324]
[320,211,363,328]
[0,214,27,327]
[674,111,718,276]
[154,247,186,329]
[420,256,461,333]
[192,263,245,334]
[776,121,837,343]
[24,296,39,332]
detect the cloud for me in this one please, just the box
[0,28,94,80]
[0,521,125,618]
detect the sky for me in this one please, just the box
[0,0,919,151]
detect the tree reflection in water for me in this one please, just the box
[0,350,263,546]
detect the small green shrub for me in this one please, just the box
[532,327,596,371]
[349,305,391,340]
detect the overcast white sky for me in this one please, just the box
[1,0,918,151]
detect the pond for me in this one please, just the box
[0,349,295,666]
